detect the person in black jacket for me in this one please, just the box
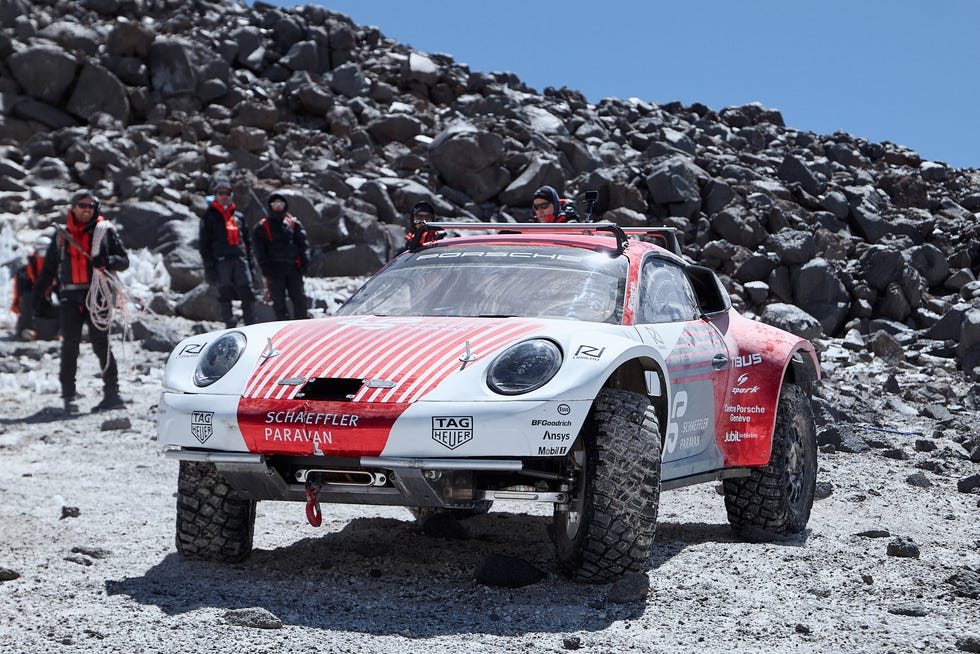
[199,178,257,329]
[251,192,311,321]
[33,192,129,414]
[403,201,444,251]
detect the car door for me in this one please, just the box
[634,256,730,480]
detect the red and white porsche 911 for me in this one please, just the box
[159,222,819,581]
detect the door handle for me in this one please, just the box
[712,354,729,370]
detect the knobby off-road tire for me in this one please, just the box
[724,383,817,539]
[176,461,256,562]
[554,388,662,583]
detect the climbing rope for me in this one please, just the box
[85,222,131,372]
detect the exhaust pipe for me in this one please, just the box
[295,468,388,487]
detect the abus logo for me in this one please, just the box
[733,353,762,368]
[432,416,473,450]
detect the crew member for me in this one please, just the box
[33,192,129,414]
[199,178,257,329]
[251,192,311,321]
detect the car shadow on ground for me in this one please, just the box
[105,515,639,636]
[105,511,810,635]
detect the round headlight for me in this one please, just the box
[487,339,562,395]
[193,332,247,387]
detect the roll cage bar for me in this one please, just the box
[419,222,682,257]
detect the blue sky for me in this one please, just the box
[266,1,980,170]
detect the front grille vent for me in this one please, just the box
[297,378,363,401]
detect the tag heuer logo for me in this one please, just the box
[191,411,214,444]
[432,416,473,450]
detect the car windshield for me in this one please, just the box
[337,244,628,323]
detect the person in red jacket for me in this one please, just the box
[33,192,129,414]
[198,177,257,329]
[532,185,579,223]
[11,238,51,340]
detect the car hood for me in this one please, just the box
[165,315,550,400]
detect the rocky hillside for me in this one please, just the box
[1,0,979,380]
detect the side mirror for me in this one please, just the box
[685,265,731,317]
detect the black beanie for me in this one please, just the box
[267,192,288,211]
[533,185,560,207]
[412,201,435,217]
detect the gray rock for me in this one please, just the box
[107,20,155,57]
[8,46,79,105]
[957,474,980,494]
[66,63,130,124]
[711,206,768,248]
[100,416,132,431]
[793,258,849,336]
[224,607,283,630]
[905,472,933,488]
[329,62,369,98]
[366,114,423,145]
[886,536,920,558]
[777,154,825,196]
[760,302,823,339]
[310,244,385,277]
[499,158,564,207]
[606,572,651,603]
[428,121,510,203]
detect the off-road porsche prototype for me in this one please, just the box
[159,222,820,581]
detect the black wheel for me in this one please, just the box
[554,388,662,582]
[724,383,817,539]
[176,461,256,562]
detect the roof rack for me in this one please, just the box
[422,222,682,257]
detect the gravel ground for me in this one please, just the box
[0,330,978,654]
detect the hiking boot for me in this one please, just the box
[63,399,79,415]
[92,394,126,412]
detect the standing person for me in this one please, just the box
[531,185,579,223]
[11,237,50,341]
[33,192,129,414]
[251,192,311,321]
[199,178,257,329]
[404,201,443,250]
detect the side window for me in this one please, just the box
[637,258,699,324]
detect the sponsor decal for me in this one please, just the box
[732,353,763,368]
[416,251,587,262]
[724,430,760,443]
[664,390,688,454]
[191,411,213,443]
[557,403,571,416]
[541,431,571,442]
[265,411,359,426]
[531,419,573,427]
[731,373,760,395]
[537,446,568,456]
[726,404,765,424]
[178,342,207,358]
[432,416,473,450]
[573,344,606,360]
[264,427,333,443]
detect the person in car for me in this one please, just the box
[404,201,444,250]
[532,185,579,223]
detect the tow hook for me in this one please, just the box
[305,480,323,527]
